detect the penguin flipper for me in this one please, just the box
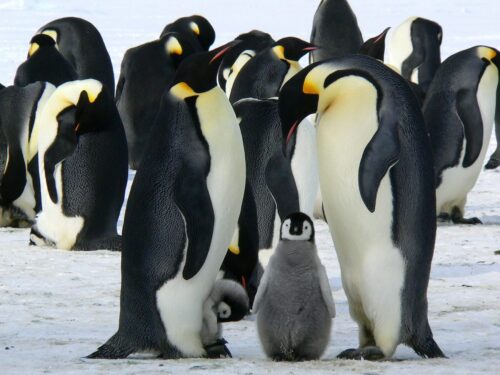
[410,335,446,359]
[359,110,400,213]
[265,151,300,220]
[87,333,135,359]
[0,143,27,204]
[317,264,335,318]
[456,88,483,168]
[174,162,215,280]
[251,266,270,313]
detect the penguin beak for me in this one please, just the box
[209,40,240,64]
[302,44,319,52]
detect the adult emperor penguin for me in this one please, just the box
[0,82,55,226]
[36,17,115,96]
[253,212,335,361]
[217,30,274,96]
[14,34,77,87]
[160,15,215,51]
[485,85,500,169]
[279,55,444,360]
[30,79,128,250]
[424,46,499,224]
[309,0,363,63]
[116,32,199,169]
[361,17,443,94]
[229,37,317,104]
[88,44,246,359]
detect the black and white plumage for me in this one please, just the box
[160,15,215,51]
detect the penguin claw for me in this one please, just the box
[485,158,499,170]
[337,346,385,361]
[204,339,232,359]
[451,216,482,225]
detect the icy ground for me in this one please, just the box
[0,0,499,374]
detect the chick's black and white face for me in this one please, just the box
[280,212,314,241]
[216,301,232,320]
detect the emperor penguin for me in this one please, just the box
[201,279,249,358]
[310,0,363,63]
[88,44,246,359]
[253,212,335,361]
[218,30,275,96]
[36,17,115,96]
[278,55,445,360]
[0,82,55,226]
[360,17,443,94]
[160,15,215,51]
[485,85,500,169]
[229,37,317,104]
[14,34,77,87]
[423,46,499,224]
[30,79,128,250]
[116,32,200,169]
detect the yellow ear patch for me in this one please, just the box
[28,43,39,57]
[478,46,497,61]
[272,45,285,60]
[228,244,240,255]
[303,78,319,95]
[190,22,200,35]
[170,82,197,99]
[86,90,99,103]
[41,29,58,42]
[166,37,183,56]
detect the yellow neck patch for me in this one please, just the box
[228,244,240,255]
[170,82,197,99]
[477,46,497,61]
[28,43,39,57]
[190,22,200,36]
[166,37,183,56]
[303,77,319,95]
[272,45,285,60]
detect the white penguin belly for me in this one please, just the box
[317,87,404,349]
[156,87,245,357]
[258,208,281,268]
[384,17,416,80]
[436,64,498,213]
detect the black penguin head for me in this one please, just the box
[280,212,315,242]
[278,63,319,146]
[162,15,215,51]
[28,34,57,57]
[272,37,318,61]
[235,29,274,44]
[213,280,249,323]
[161,32,199,69]
[169,42,236,98]
[359,27,390,60]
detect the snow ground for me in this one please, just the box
[0,0,499,374]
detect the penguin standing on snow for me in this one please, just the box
[30,79,128,250]
[88,44,246,359]
[229,37,317,104]
[310,0,363,63]
[36,17,115,95]
[160,15,215,51]
[279,55,444,360]
[116,32,200,169]
[14,34,77,87]
[0,82,55,226]
[424,46,499,224]
[253,212,335,361]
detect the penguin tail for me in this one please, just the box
[87,333,134,359]
[409,332,446,359]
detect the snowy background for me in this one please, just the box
[0,0,499,374]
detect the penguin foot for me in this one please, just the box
[485,157,500,170]
[451,216,482,225]
[437,213,451,222]
[204,339,232,358]
[337,346,385,361]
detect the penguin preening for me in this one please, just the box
[253,212,335,361]
[229,37,317,104]
[160,15,215,51]
[279,55,444,360]
[116,32,200,169]
[309,0,363,63]
[36,17,115,96]
[30,79,128,250]
[424,46,499,224]
[88,44,246,359]
[14,34,77,87]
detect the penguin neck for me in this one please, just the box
[276,240,317,269]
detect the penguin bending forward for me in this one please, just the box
[160,15,215,51]
[279,55,445,360]
[88,44,246,359]
[30,79,128,250]
[424,46,499,223]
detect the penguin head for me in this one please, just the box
[161,32,199,69]
[27,34,57,57]
[213,280,249,323]
[359,27,390,60]
[280,212,315,242]
[272,37,318,62]
[169,41,237,98]
[188,15,216,51]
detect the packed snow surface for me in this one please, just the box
[0,0,499,374]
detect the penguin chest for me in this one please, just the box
[436,63,499,210]
[316,93,404,307]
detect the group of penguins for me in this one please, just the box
[1,0,499,364]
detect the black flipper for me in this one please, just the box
[456,88,483,168]
[0,144,27,204]
[359,109,400,212]
[173,158,214,281]
[265,150,300,220]
[87,333,135,359]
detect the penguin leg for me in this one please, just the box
[485,123,500,169]
[450,205,482,225]
[204,338,232,358]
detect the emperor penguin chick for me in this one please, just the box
[201,279,249,358]
[253,212,335,361]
